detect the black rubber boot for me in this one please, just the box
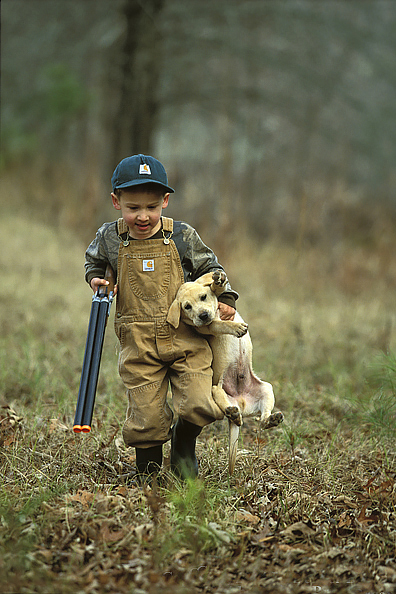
[135,445,163,484]
[170,418,202,479]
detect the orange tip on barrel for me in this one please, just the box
[81,425,91,433]
[73,425,82,433]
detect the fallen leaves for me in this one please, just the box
[48,418,68,434]
[67,489,96,508]
[99,521,126,544]
[235,509,260,525]
[280,520,316,540]
[1,404,396,594]
[356,503,381,525]
[0,405,23,447]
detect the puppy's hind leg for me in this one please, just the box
[262,411,284,429]
[212,385,243,427]
[211,385,242,475]
[229,421,240,475]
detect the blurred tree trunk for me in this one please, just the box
[112,0,164,162]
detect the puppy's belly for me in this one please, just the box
[222,363,259,399]
[209,319,252,384]
[218,337,253,399]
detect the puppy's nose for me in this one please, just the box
[199,311,210,322]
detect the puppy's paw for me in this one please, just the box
[263,411,284,429]
[225,406,243,426]
[212,270,227,288]
[232,321,248,338]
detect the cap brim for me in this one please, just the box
[113,179,174,193]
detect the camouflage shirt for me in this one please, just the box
[84,218,238,308]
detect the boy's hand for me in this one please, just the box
[90,277,118,295]
[218,302,235,321]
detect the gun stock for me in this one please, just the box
[99,264,115,297]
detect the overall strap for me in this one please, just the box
[117,217,129,237]
[162,217,174,233]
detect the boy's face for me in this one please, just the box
[112,187,169,240]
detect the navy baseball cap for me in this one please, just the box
[111,154,174,193]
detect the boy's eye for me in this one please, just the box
[200,294,207,301]
[184,303,192,310]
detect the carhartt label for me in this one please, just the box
[143,259,154,271]
[139,164,151,175]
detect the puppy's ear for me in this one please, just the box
[167,299,181,328]
[196,273,214,287]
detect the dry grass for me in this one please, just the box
[1,211,396,593]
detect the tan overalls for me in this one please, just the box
[114,217,224,449]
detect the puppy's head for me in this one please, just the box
[167,280,219,329]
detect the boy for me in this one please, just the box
[85,154,238,481]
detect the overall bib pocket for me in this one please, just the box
[125,251,171,300]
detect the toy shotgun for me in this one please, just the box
[73,265,115,433]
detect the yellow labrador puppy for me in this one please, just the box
[167,270,283,473]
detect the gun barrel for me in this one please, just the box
[79,296,109,431]
[73,265,115,433]
[73,296,100,432]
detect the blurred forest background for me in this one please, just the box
[3,4,396,590]
[2,0,396,259]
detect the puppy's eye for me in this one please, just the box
[184,303,192,310]
[200,294,207,301]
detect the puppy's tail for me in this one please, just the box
[228,421,240,475]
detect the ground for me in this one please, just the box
[0,214,395,593]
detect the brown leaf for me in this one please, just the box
[362,469,381,493]
[115,486,128,497]
[0,406,23,446]
[67,490,95,508]
[3,434,15,447]
[252,534,276,547]
[148,571,161,584]
[357,504,380,525]
[378,479,394,495]
[250,526,274,547]
[35,548,53,562]
[1,405,23,424]
[278,544,309,557]
[337,511,353,529]
[236,509,260,524]
[94,495,110,514]
[99,522,125,543]
[134,522,154,542]
[49,418,68,433]
[97,570,111,586]
[281,521,316,539]
[333,495,358,509]
[174,547,193,561]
